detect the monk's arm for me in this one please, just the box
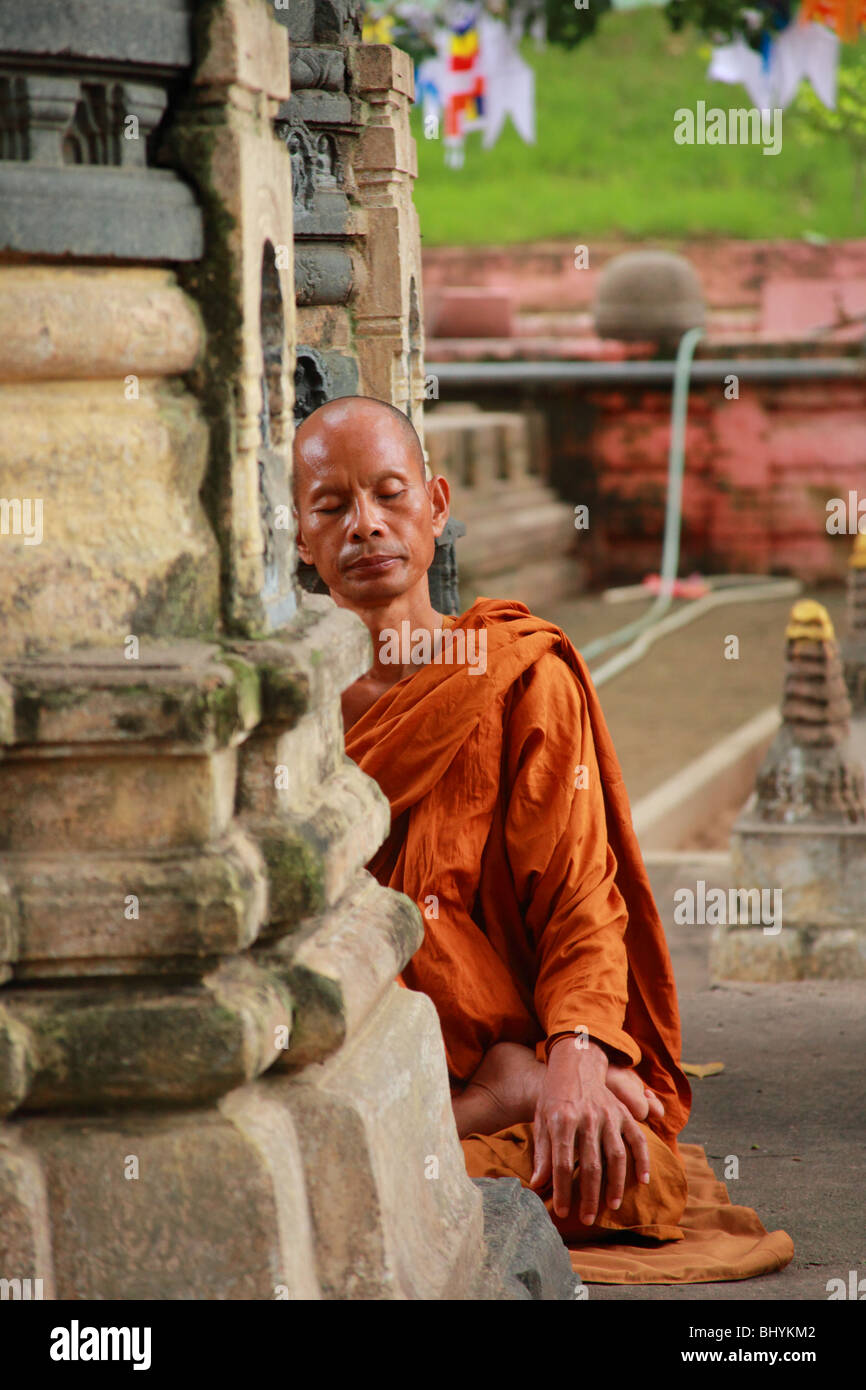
[502,655,637,1066]
[502,656,653,1219]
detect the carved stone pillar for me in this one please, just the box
[275,3,464,608]
[351,42,427,425]
[0,0,502,1302]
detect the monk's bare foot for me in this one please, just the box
[452,1042,544,1139]
[606,1063,665,1123]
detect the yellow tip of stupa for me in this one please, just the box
[850,534,866,570]
[785,599,835,643]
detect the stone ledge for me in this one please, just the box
[0,166,203,262]
[193,0,290,101]
[0,268,203,383]
[0,955,293,1114]
[228,592,373,726]
[260,871,421,1068]
[351,42,414,101]
[244,757,391,928]
[272,985,485,1299]
[731,817,866,932]
[710,923,866,982]
[14,1102,316,1298]
[0,0,195,68]
[0,646,259,752]
[0,1132,55,1296]
[1,825,268,975]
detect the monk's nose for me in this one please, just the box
[347,493,385,540]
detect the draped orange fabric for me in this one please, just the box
[345,597,794,1281]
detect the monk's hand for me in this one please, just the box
[529,1038,651,1225]
[605,1063,665,1124]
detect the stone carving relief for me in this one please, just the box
[0,71,168,167]
[289,48,345,92]
[281,118,342,213]
[315,132,338,188]
[0,74,28,158]
[313,0,364,42]
[294,347,330,426]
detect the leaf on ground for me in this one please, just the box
[681,1061,725,1079]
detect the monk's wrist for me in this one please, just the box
[548,1033,609,1061]
[547,1035,607,1078]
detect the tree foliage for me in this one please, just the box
[664,0,793,46]
[790,51,866,219]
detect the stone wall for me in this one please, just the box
[422,237,866,340]
[0,0,491,1301]
[547,374,866,586]
[422,237,866,588]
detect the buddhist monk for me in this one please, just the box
[293,395,691,1246]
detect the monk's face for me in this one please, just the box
[293,405,449,606]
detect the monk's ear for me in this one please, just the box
[428,474,450,539]
[293,505,314,566]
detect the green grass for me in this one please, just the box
[412,9,861,244]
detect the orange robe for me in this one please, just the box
[346,599,794,1279]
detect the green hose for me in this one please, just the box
[581,324,705,663]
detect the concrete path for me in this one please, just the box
[543,588,865,1300]
[546,589,848,802]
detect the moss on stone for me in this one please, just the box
[219,655,262,728]
[165,57,248,640]
[129,553,216,641]
[257,662,309,727]
[263,834,325,923]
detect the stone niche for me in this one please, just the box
[0,0,572,1301]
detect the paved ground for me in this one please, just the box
[546,587,848,802]
[540,589,864,1301]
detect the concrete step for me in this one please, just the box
[458,555,585,615]
[456,500,577,574]
[449,479,566,514]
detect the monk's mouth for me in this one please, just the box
[346,555,402,574]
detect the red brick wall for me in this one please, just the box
[423,238,866,584]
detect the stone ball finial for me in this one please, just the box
[592,251,705,344]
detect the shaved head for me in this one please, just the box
[293,396,426,501]
[291,393,449,612]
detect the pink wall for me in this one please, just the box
[423,237,866,340]
[423,239,866,584]
[573,378,865,584]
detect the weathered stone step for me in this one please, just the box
[457,502,578,574]
[459,555,584,614]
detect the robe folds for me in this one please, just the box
[345,598,795,1281]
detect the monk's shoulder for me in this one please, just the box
[504,650,590,732]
